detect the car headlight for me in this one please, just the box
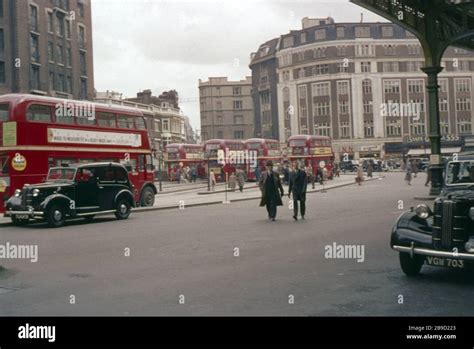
[32,189,40,197]
[14,189,21,197]
[415,204,433,219]
[469,207,474,221]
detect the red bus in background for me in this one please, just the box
[287,135,335,179]
[244,138,281,181]
[0,94,157,213]
[164,143,205,180]
[203,139,246,182]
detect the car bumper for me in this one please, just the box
[392,244,474,261]
[4,208,44,219]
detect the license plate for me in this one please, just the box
[425,256,465,269]
[14,214,29,220]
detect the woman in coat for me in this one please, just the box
[236,168,245,192]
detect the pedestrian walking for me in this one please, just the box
[367,161,373,178]
[405,163,412,185]
[255,166,261,182]
[176,167,181,184]
[307,164,315,188]
[236,168,245,192]
[228,172,237,191]
[413,160,419,178]
[288,161,308,221]
[191,166,197,183]
[209,170,216,191]
[425,165,432,187]
[259,160,284,221]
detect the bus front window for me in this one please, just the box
[0,104,9,122]
[0,156,9,175]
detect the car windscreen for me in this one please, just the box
[47,168,77,181]
[446,161,474,185]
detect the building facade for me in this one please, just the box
[199,76,254,141]
[252,18,474,160]
[0,0,94,100]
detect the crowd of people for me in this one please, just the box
[170,166,198,184]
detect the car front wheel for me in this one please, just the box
[46,205,66,228]
[140,187,155,207]
[115,198,131,220]
[399,252,424,276]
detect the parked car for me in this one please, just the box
[4,162,135,227]
[390,155,474,276]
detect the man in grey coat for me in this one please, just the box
[288,161,308,221]
[259,160,284,221]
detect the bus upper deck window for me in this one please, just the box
[97,112,116,128]
[0,104,9,122]
[135,117,146,130]
[27,104,52,123]
[118,115,135,129]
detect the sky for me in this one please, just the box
[91,0,387,131]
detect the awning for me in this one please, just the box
[406,147,462,156]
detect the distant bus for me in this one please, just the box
[0,94,157,213]
[287,135,334,178]
[244,138,281,181]
[203,139,246,181]
[164,143,205,180]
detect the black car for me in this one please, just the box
[4,162,135,227]
[390,155,474,276]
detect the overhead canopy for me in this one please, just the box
[350,0,474,63]
[407,147,462,156]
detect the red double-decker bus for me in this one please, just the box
[244,138,281,181]
[203,139,246,181]
[287,135,334,178]
[164,143,205,180]
[0,94,157,213]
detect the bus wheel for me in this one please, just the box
[46,204,66,228]
[140,187,155,207]
[11,216,29,226]
[115,198,131,220]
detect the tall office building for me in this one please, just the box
[0,0,94,100]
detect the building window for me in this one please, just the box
[314,122,330,136]
[406,61,423,72]
[78,1,85,17]
[336,26,345,38]
[440,120,449,135]
[313,102,330,117]
[381,26,394,37]
[282,70,290,81]
[162,119,169,132]
[439,79,448,93]
[363,100,373,114]
[49,71,55,91]
[0,29,3,56]
[339,100,349,114]
[313,47,326,58]
[382,62,399,73]
[313,64,329,75]
[298,85,308,120]
[234,131,244,139]
[234,115,243,124]
[361,62,371,73]
[30,65,40,90]
[384,80,400,94]
[280,53,292,67]
[80,78,87,99]
[337,62,349,73]
[233,87,241,95]
[336,46,346,56]
[340,122,350,138]
[356,44,374,57]
[456,98,471,111]
[455,79,471,93]
[297,51,305,62]
[215,87,221,96]
[364,120,374,137]
[0,1,3,17]
[30,5,39,32]
[48,41,54,62]
[217,131,223,139]
[55,13,65,37]
[407,44,421,55]
[260,91,270,105]
[66,48,72,66]
[355,26,370,38]
[458,119,472,134]
[30,35,40,63]
[66,20,71,39]
[216,101,222,110]
[337,81,349,95]
[78,25,86,49]
[408,80,424,94]
[233,100,243,109]
[410,122,426,136]
[79,52,86,75]
[410,98,425,112]
[313,82,330,97]
[439,98,448,112]
[383,44,397,55]
[0,62,5,84]
[282,36,294,48]
[386,120,401,137]
[362,79,372,94]
[47,12,54,33]
[57,73,65,92]
[301,32,307,43]
[315,29,326,40]
[216,115,222,124]
[67,76,72,94]
[56,44,64,64]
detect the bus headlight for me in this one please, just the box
[415,204,433,219]
[469,207,474,221]
[14,189,21,197]
[33,189,40,197]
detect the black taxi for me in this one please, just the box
[4,162,135,227]
[391,155,474,276]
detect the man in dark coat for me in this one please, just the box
[259,160,284,221]
[288,161,308,221]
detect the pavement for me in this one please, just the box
[2,171,473,316]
